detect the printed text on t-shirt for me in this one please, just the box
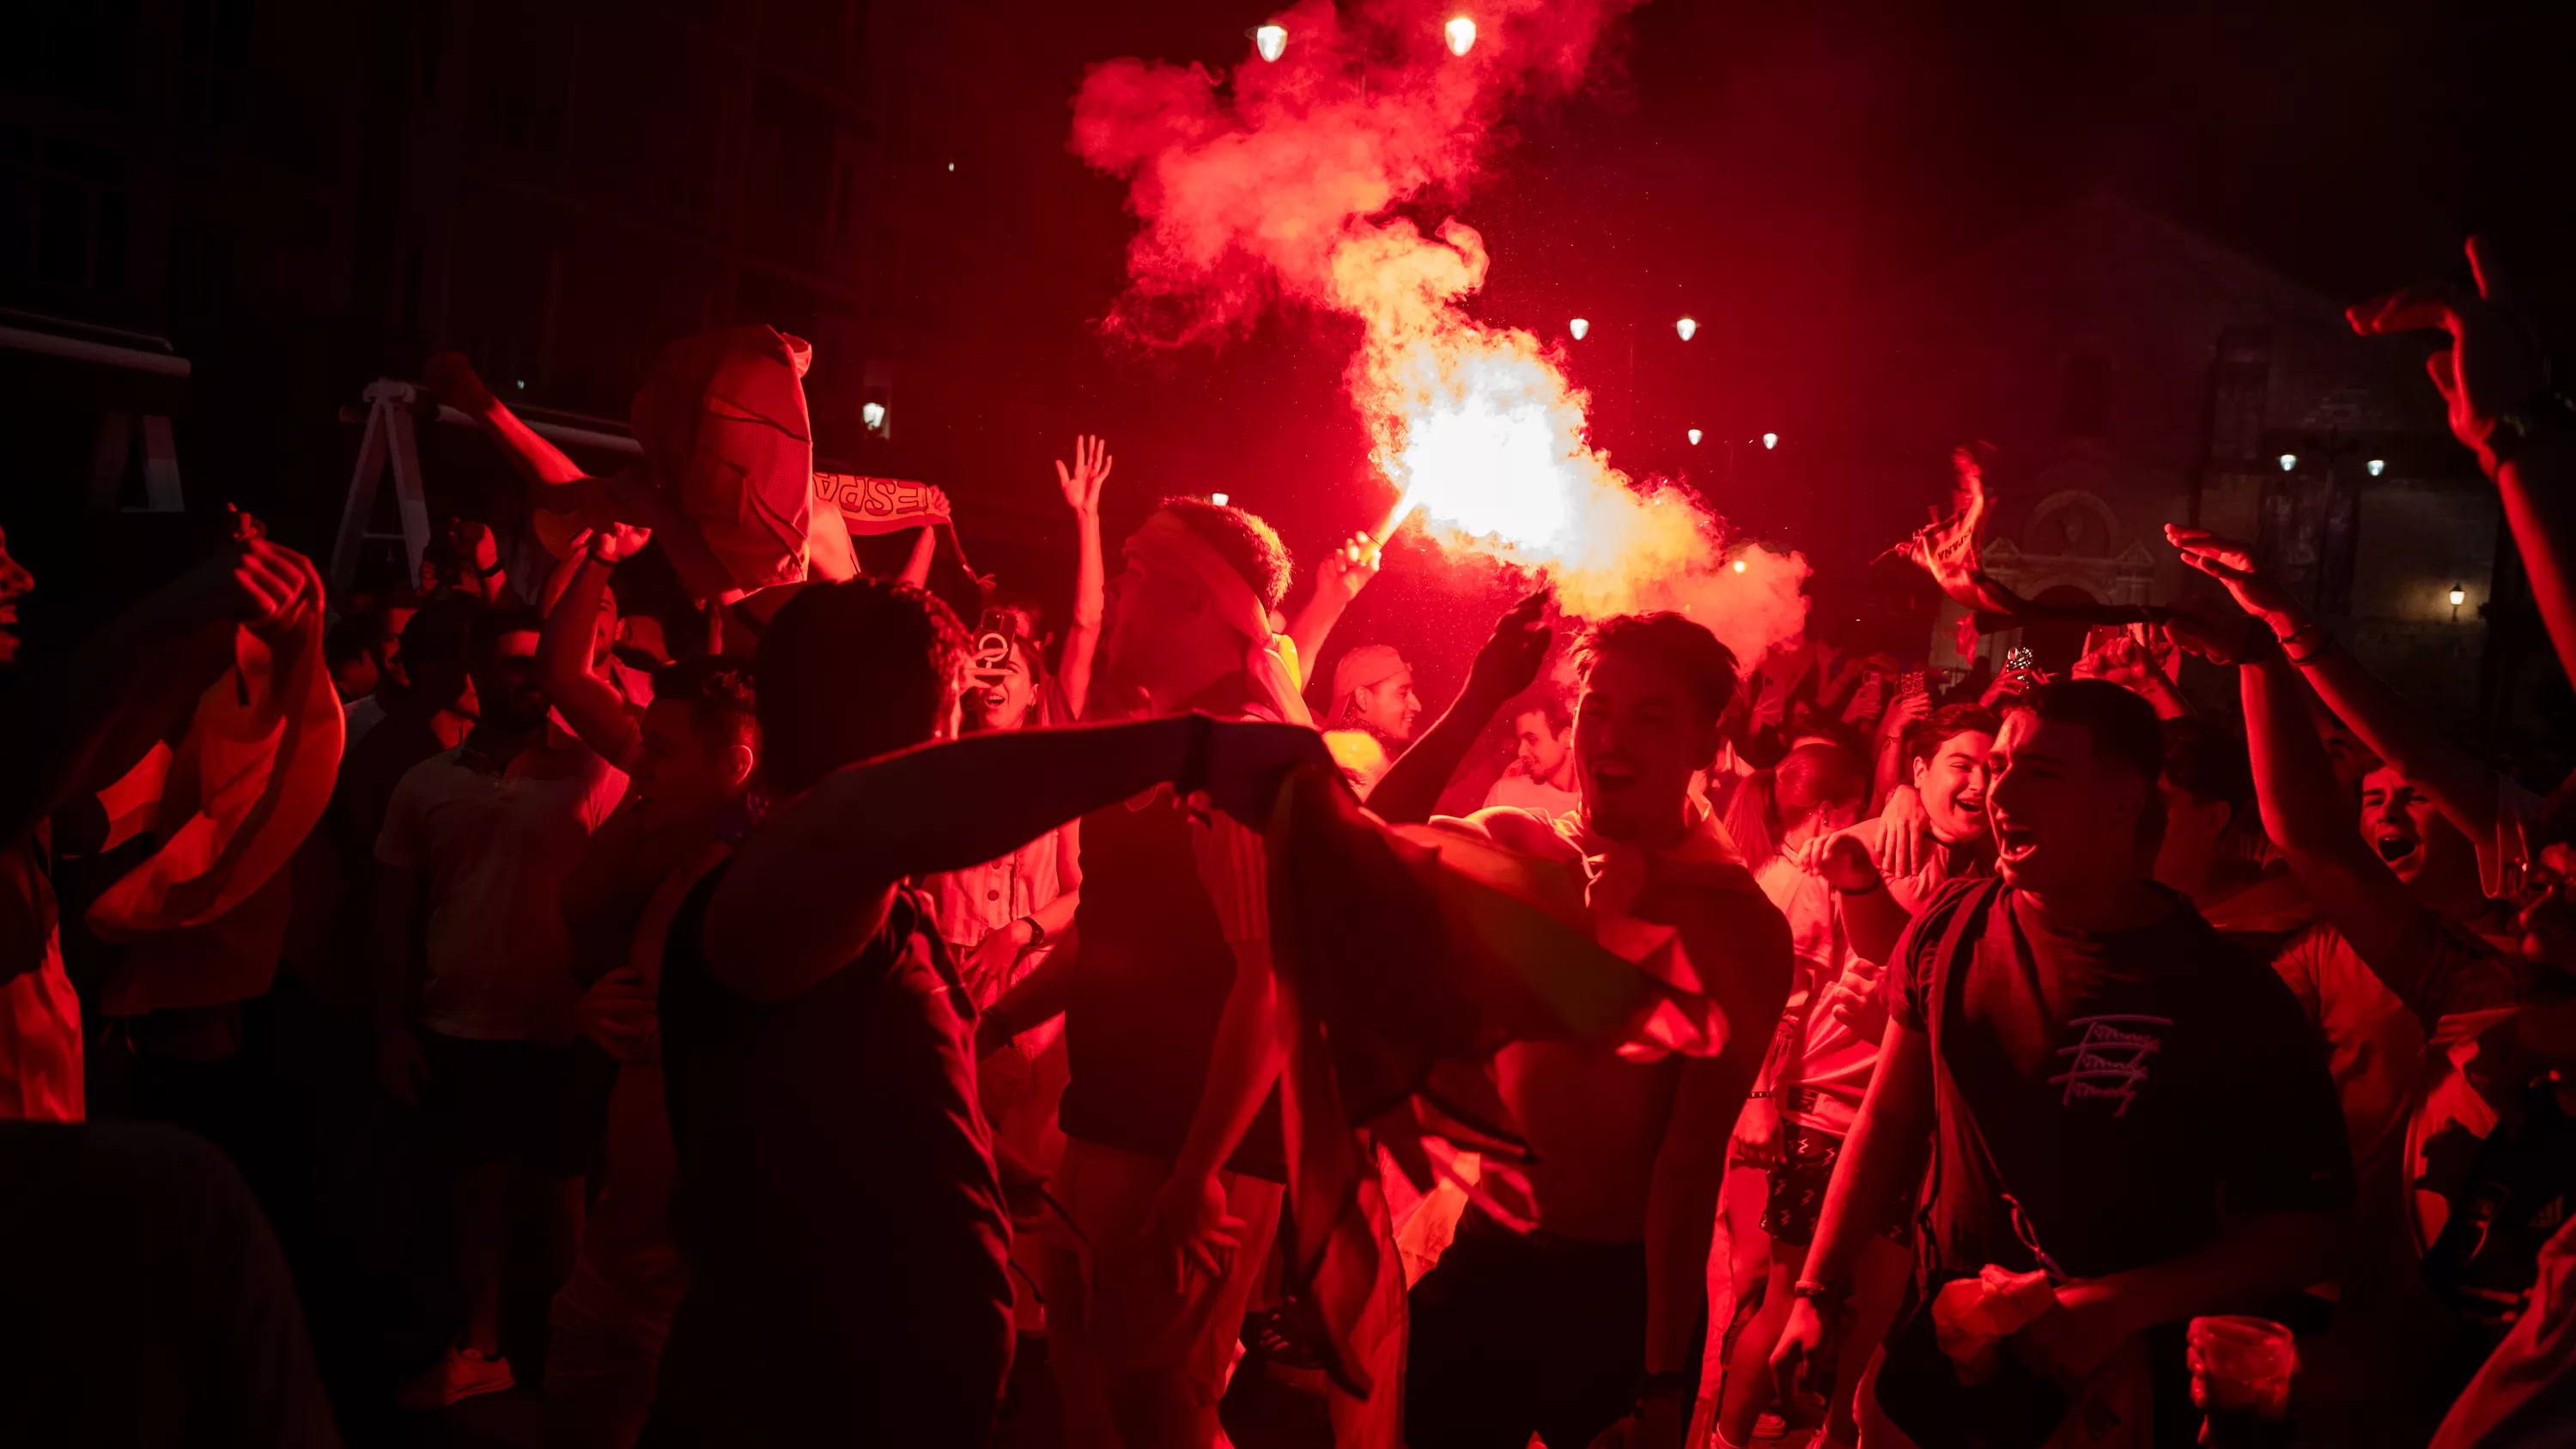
[2049,1014,2173,1117]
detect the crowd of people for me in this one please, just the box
[4,239,2575,1449]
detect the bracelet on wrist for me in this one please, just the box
[1747,1089,1771,1100]
[1017,915,1048,955]
[1792,1278,1846,1303]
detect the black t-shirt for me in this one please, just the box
[1892,878,2355,1282]
[653,865,1012,1435]
[1055,675,1288,1181]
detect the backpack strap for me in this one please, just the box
[1915,876,2008,1279]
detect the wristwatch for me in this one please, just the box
[1017,914,1048,955]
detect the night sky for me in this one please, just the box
[945,0,2573,640]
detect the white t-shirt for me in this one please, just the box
[375,731,629,1041]
[343,693,389,752]
[1752,855,1880,1137]
[1483,771,1581,822]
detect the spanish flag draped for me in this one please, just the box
[1259,762,1735,1399]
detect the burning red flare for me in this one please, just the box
[1073,0,1808,662]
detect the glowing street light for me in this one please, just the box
[1761,432,1778,449]
[1686,428,1702,446]
[1255,23,1286,62]
[1731,559,1748,574]
[861,401,887,432]
[1675,316,1698,342]
[1568,317,1589,340]
[1211,492,1230,506]
[2450,584,2468,607]
[2367,458,2386,476]
[1444,15,1476,55]
[2278,452,2297,471]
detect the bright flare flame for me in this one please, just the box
[1762,431,1777,449]
[1255,23,1286,62]
[1211,492,1230,506]
[1686,428,1702,445]
[1444,15,1476,55]
[1568,317,1589,340]
[1675,316,1698,341]
[1733,558,1748,573]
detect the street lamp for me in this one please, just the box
[1568,317,1589,340]
[2450,584,2467,620]
[2278,452,2297,471]
[2367,458,2386,476]
[1444,15,1476,55]
[1212,492,1230,506]
[1255,23,1286,62]
[1686,428,1702,445]
[861,401,887,433]
[1761,432,1778,449]
[1675,316,1698,342]
[1731,559,1748,574]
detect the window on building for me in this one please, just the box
[2059,353,2111,437]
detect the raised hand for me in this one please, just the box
[1317,530,1384,605]
[1464,589,1553,707]
[2073,628,2161,690]
[1872,785,1929,881]
[2165,525,2301,628]
[224,537,319,641]
[1054,434,1113,516]
[1797,828,1886,895]
[420,350,500,415]
[589,518,653,564]
[2348,237,2549,476]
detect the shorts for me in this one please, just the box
[1406,1206,1656,1449]
[1758,1122,1912,1251]
[414,1030,615,1175]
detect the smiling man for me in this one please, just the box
[1400,612,1793,1449]
[1772,680,2354,1446]
[1482,691,1581,819]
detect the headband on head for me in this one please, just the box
[1133,511,1311,726]
[1327,643,1408,731]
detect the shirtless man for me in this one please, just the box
[1374,608,1795,1449]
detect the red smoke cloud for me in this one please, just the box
[1073,0,1810,662]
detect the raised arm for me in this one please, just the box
[2238,641,2421,962]
[1054,435,1111,717]
[537,527,647,770]
[1771,1015,1938,1398]
[2352,236,2576,686]
[1796,822,1914,966]
[2171,524,2505,850]
[0,538,310,858]
[423,352,591,491]
[1286,530,1383,670]
[704,716,1323,1003]
[1368,591,1551,825]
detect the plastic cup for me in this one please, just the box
[2188,1315,2296,1418]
